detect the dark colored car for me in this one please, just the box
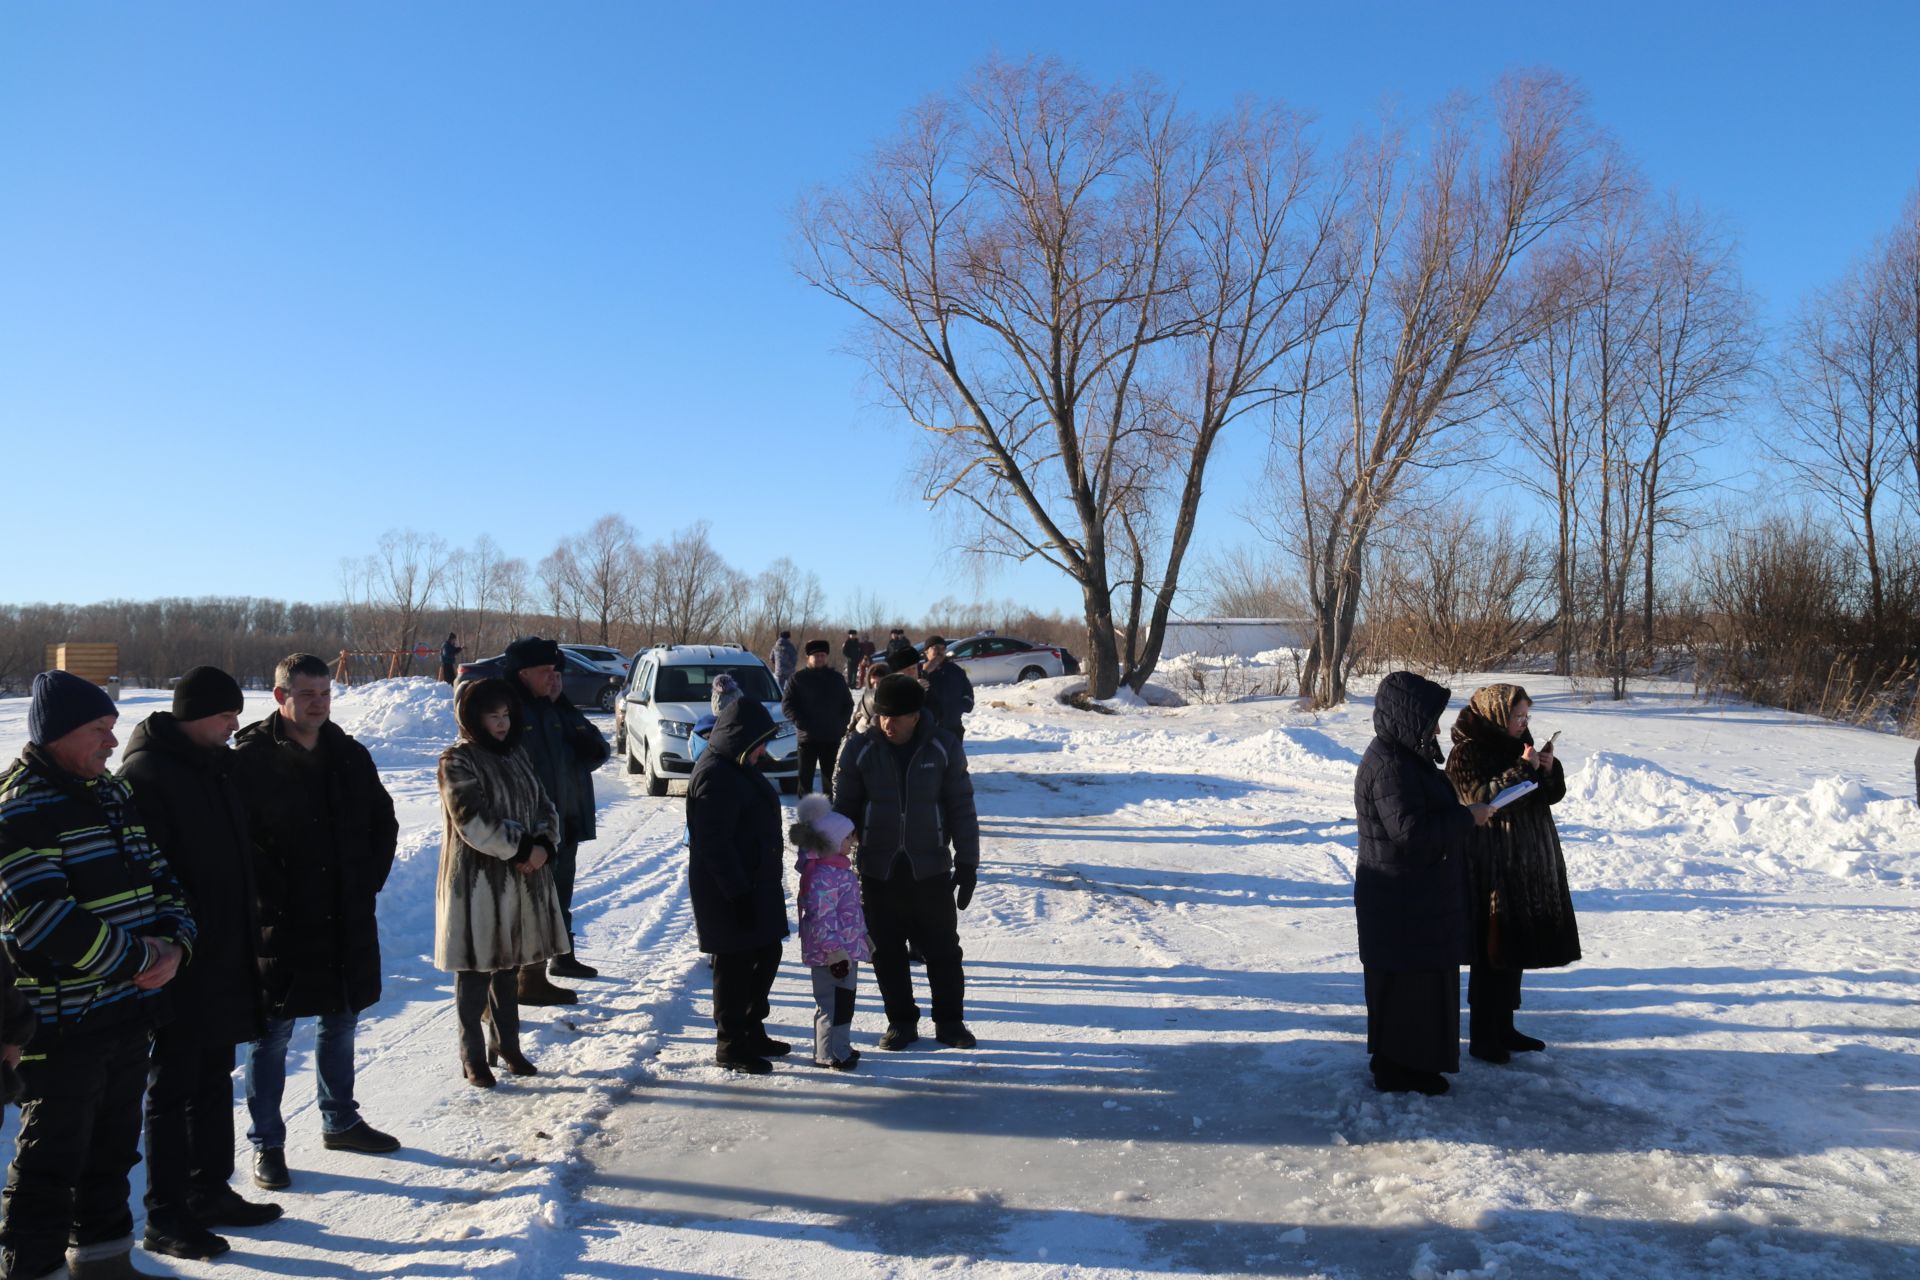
[455,648,623,712]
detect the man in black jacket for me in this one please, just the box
[502,636,610,997]
[832,674,981,1052]
[0,671,197,1280]
[121,667,282,1260]
[233,653,400,1191]
[685,699,790,1073]
[920,636,974,742]
[782,640,853,798]
[840,630,862,687]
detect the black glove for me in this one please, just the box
[511,833,536,865]
[830,959,851,980]
[952,867,977,911]
[732,895,756,929]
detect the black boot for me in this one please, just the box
[1504,1005,1546,1053]
[1371,1058,1449,1096]
[486,997,538,1076]
[253,1147,291,1190]
[1468,1004,1510,1064]
[142,1213,230,1261]
[549,952,599,979]
[187,1185,284,1228]
[877,1021,919,1051]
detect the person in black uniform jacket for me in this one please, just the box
[1352,671,1491,1096]
[841,630,863,687]
[685,699,791,1074]
[919,636,974,742]
[120,667,283,1260]
[783,640,854,797]
[831,674,981,1053]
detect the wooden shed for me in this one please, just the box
[50,642,121,688]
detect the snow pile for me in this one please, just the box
[330,677,455,767]
[1564,750,1920,884]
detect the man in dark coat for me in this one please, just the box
[439,633,462,684]
[841,630,863,687]
[1353,671,1490,1096]
[233,653,400,1191]
[501,636,610,996]
[782,640,854,798]
[920,636,975,742]
[0,671,197,1280]
[120,667,282,1260]
[685,699,790,1073]
[832,674,981,1052]
[883,643,946,731]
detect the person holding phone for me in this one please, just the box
[1445,684,1580,1064]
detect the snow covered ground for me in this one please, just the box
[2,672,1918,1279]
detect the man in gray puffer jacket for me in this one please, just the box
[831,674,980,1052]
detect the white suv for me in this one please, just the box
[620,645,798,796]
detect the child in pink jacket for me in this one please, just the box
[790,794,871,1069]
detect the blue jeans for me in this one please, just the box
[243,1011,360,1150]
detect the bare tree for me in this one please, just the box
[1774,248,1907,626]
[799,56,1343,697]
[1368,507,1555,675]
[1196,544,1308,618]
[1273,73,1610,705]
[1631,200,1757,656]
[547,515,645,644]
[643,522,740,644]
[362,529,453,674]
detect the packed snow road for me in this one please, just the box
[2,674,1918,1278]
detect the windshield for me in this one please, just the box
[652,664,780,705]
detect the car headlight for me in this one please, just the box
[659,719,693,739]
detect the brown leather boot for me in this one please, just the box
[516,962,576,1006]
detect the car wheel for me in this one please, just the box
[624,732,642,774]
[599,685,618,712]
[642,743,668,797]
[1017,665,1046,682]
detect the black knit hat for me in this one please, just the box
[173,665,245,721]
[28,670,118,746]
[873,673,926,717]
[503,635,562,674]
[804,638,830,656]
[885,643,923,670]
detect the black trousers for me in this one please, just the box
[1363,965,1460,1075]
[551,838,580,947]
[862,869,965,1026]
[1,1022,150,1278]
[454,969,520,1061]
[710,943,782,1058]
[797,736,843,797]
[143,1018,239,1220]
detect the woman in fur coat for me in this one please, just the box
[436,679,571,1087]
[1445,683,1580,1063]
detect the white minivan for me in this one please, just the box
[620,645,798,796]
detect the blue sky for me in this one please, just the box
[3,2,1916,621]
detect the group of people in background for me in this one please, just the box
[690,635,980,1073]
[1353,672,1581,1096]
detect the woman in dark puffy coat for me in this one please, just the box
[1354,672,1491,1095]
[1445,683,1580,1063]
[685,698,791,1074]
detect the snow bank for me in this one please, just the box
[1565,749,1920,884]
[330,677,456,768]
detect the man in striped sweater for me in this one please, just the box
[0,671,197,1280]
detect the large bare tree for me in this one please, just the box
[1273,73,1611,705]
[1774,240,1909,626]
[799,56,1342,698]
